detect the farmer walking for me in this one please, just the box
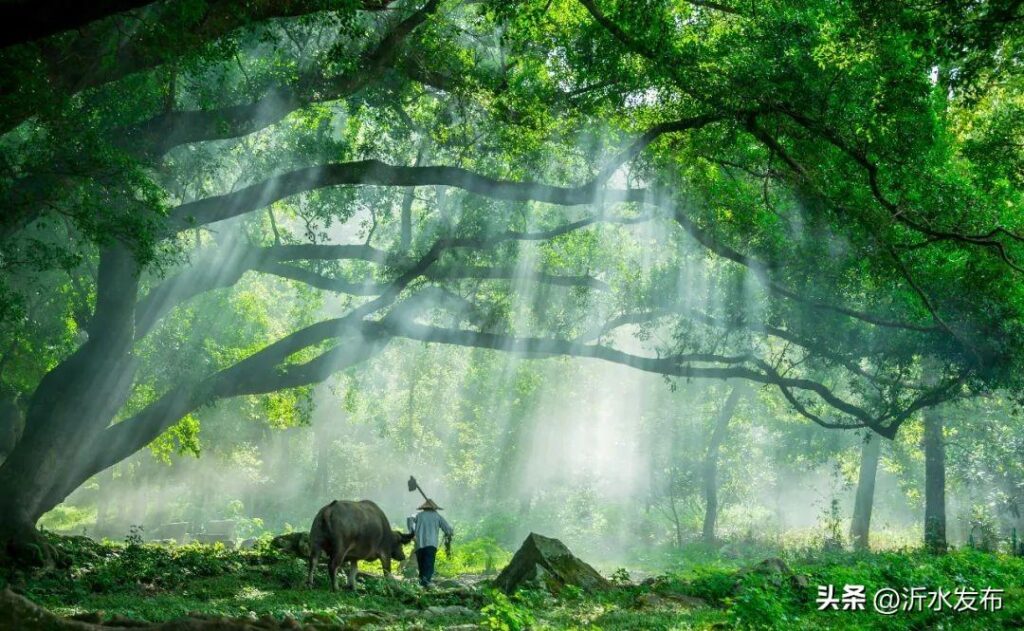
[407,498,453,587]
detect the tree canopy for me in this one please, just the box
[3,0,1024,562]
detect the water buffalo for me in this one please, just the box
[307,499,414,591]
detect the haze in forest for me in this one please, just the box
[3,0,1024,584]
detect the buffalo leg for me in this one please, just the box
[346,560,359,590]
[306,544,322,588]
[328,551,342,592]
[380,555,392,577]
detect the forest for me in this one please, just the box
[2,0,1024,629]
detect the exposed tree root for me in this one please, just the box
[0,521,55,569]
[1,587,328,630]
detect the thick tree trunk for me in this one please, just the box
[0,391,24,466]
[0,0,154,48]
[0,241,396,566]
[924,408,947,553]
[702,386,743,545]
[0,246,138,564]
[850,431,882,551]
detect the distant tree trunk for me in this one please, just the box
[489,380,535,510]
[850,431,882,551]
[93,468,114,537]
[668,495,684,549]
[517,496,531,519]
[399,145,425,251]
[924,408,947,553]
[702,386,743,545]
[130,468,148,531]
[399,189,415,251]
[313,422,331,498]
[146,478,171,530]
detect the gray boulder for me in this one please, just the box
[192,534,235,549]
[494,532,610,594]
[150,522,190,543]
[239,537,258,550]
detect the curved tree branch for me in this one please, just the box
[668,201,941,333]
[138,212,649,339]
[0,1,155,49]
[126,0,440,158]
[1,0,401,133]
[378,319,888,432]
[168,159,652,230]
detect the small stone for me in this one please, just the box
[341,611,387,628]
[435,579,463,589]
[106,613,150,627]
[69,612,103,623]
[636,592,668,608]
[419,605,476,618]
[664,594,708,609]
[731,557,800,592]
[637,592,707,610]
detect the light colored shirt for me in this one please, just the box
[407,510,453,550]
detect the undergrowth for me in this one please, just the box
[1,533,1022,629]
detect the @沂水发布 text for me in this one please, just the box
[816,584,1004,614]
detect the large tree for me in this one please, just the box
[2,0,1024,563]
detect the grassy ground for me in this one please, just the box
[2,533,1023,630]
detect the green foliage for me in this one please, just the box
[8,12,1024,631]
[610,567,632,585]
[481,590,535,631]
[225,500,267,540]
[37,506,96,534]
[5,534,1024,630]
[727,583,792,630]
[148,413,202,463]
[819,498,846,551]
[436,537,511,575]
[681,566,740,604]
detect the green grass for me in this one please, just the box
[2,534,1023,629]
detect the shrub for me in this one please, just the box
[727,584,790,630]
[481,590,535,631]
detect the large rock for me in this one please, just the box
[734,557,809,592]
[494,533,610,594]
[239,537,259,550]
[205,520,237,539]
[192,534,235,549]
[150,522,189,543]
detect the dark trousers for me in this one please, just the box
[415,546,437,585]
